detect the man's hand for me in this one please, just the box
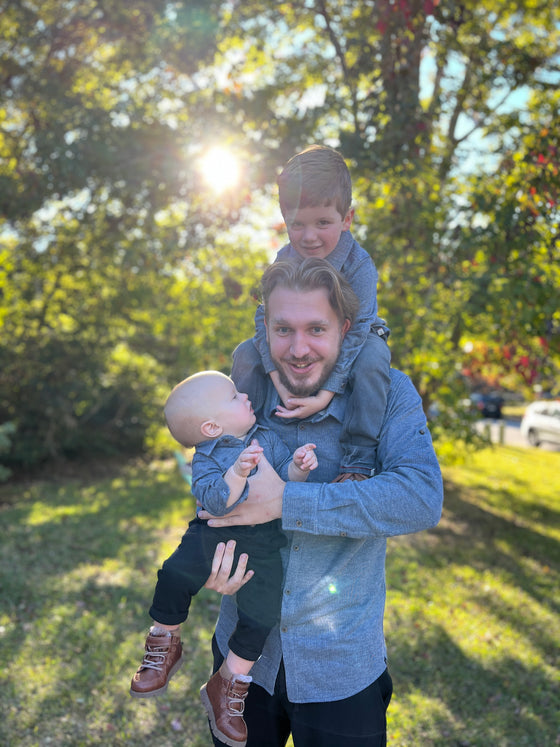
[203,540,254,594]
[275,389,335,419]
[198,455,284,527]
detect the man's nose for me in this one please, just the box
[290,333,310,358]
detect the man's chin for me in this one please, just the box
[278,369,322,398]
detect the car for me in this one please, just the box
[520,401,560,447]
[469,391,504,419]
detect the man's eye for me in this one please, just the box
[311,327,325,335]
[275,327,290,335]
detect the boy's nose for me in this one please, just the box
[301,226,317,243]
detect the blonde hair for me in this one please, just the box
[261,257,360,328]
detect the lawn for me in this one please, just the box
[0,445,558,746]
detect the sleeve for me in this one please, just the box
[252,245,293,375]
[191,450,248,517]
[280,374,443,538]
[253,303,275,374]
[321,254,380,393]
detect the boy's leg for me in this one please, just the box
[209,637,292,747]
[231,338,268,412]
[334,332,391,482]
[131,519,227,698]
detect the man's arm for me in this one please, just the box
[200,372,443,538]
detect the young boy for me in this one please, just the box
[130,371,317,747]
[233,144,390,482]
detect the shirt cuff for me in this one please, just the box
[282,481,320,534]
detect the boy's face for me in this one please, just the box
[284,204,353,260]
[211,378,256,438]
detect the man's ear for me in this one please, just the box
[264,318,269,342]
[341,318,352,339]
[200,420,223,440]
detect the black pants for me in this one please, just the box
[149,518,286,661]
[210,636,393,746]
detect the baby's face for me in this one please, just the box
[211,378,256,438]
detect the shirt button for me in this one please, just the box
[293,545,299,551]
[296,520,303,527]
[340,531,347,537]
[281,626,288,633]
[285,589,291,595]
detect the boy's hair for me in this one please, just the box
[277,144,352,218]
[261,258,360,329]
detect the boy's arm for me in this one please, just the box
[222,441,263,507]
[322,254,382,394]
[193,443,261,517]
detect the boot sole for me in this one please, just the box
[200,684,247,747]
[129,654,184,698]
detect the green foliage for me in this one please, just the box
[1,0,559,470]
[0,448,558,745]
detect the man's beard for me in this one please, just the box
[272,355,335,397]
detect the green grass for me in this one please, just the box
[0,447,558,746]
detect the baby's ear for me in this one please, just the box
[200,420,223,440]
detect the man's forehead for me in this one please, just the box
[267,285,334,320]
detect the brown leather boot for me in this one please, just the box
[200,661,251,747]
[130,629,183,698]
[331,472,369,483]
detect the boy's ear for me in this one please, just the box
[200,419,223,440]
[342,207,354,231]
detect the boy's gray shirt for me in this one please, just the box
[214,368,443,703]
[253,230,389,393]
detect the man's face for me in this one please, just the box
[265,286,351,396]
[284,204,353,260]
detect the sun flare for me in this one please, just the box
[199,146,241,194]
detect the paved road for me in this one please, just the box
[478,419,560,452]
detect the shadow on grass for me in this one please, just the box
[389,624,557,745]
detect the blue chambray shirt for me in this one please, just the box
[214,368,444,703]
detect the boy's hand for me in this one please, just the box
[269,370,294,408]
[275,389,335,419]
[293,443,318,472]
[232,439,263,478]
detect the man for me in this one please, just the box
[199,258,444,746]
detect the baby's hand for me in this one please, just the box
[293,443,318,472]
[233,439,263,478]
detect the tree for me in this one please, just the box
[0,0,266,470]
[208,0,560,413]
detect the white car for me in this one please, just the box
[520,401,560,447]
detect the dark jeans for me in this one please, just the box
[210,636,393,747]
[232,332,391,475]
[149,518,286,661]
